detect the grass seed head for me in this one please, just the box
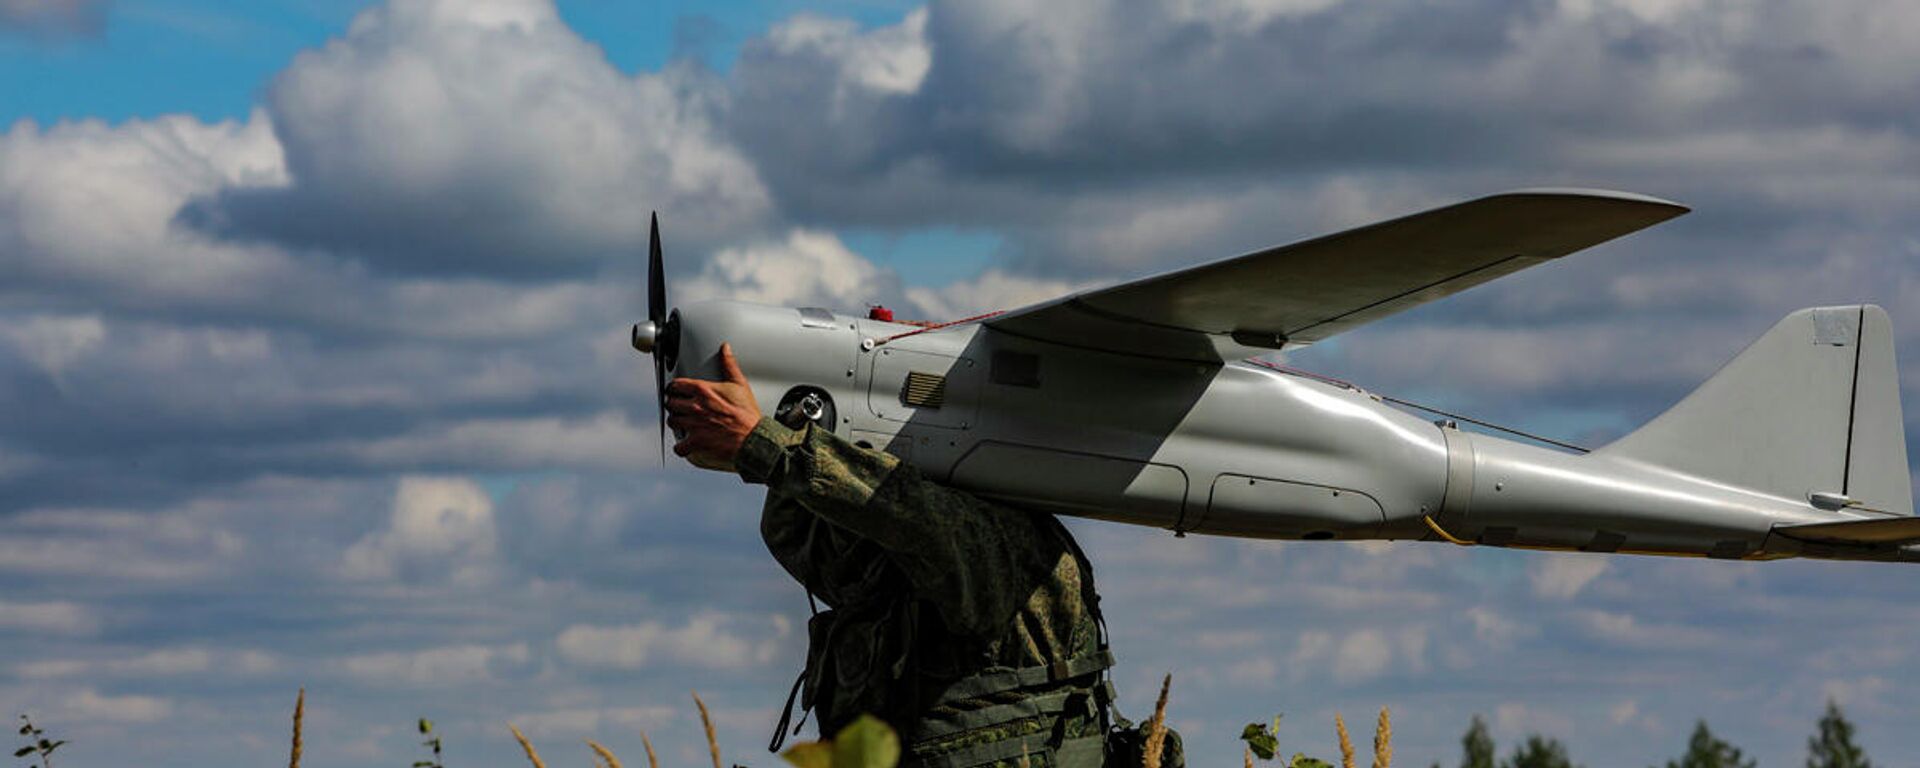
[1336,713,1355,768]
[1143,673,1172,768]
[1372,708,1392,768]
[588,739,624,768]
[694,691,722,768]
[509,724,549,768]
[289,688,305,768]
[640,729,661,768]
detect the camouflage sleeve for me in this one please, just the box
[736,417,1063,636]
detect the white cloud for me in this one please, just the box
[1574,609,1720,650]
[555,612,772,671]
[1333,629,1393,683]
[1222,656,1279,687]
[1495,701,1574,738]
[1608,698,1640,726]
[200,0,769,274]
[683,229,898,312]
[0,514,234,583]
[342,642,530,686]
[342,476,499,584]
[1465,606,1532,649]
[1170,0,1345,29]
[0,111,291,302]
[0,1,1917,767]
[0,599,98,635]
[766,9,931,99]
[904,269,1090,320]
[1,314,104,383]
[1821,676,1891,711]
[315,410,661,471]
[1531,555,1611,599]
[62,688,172,723]
[507,705,677,738]
[16,647,279,679]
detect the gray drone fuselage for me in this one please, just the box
[666,299,1918,564]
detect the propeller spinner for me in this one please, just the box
[630,212,678,464]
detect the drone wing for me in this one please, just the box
[985,189,1688,361]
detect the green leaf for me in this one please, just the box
[781,741,834,768]
[418,718,433,734]
[1241,721,1279,760]
[414,761,436,767]
[1287,756,1334,768]
[14,746,35,757]
[832,715,901,768]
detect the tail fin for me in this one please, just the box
[1600,305,1912,515]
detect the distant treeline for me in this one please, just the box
[1431,699,1874,768]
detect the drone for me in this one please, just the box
[633,189,1917,563]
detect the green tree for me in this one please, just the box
[1659,721,1754,768]
[1806,699,1873,768]
[1502,735,1579,768]
[1461,716,1495,768]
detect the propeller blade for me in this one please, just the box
[648,212,665,324]
[648,212,668,466]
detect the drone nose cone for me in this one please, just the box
[631,321,658,353]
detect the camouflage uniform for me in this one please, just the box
[736,417,1128,768]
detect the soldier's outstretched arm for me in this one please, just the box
[664,343,1062,634]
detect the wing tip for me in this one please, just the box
[1491,187,1691,215]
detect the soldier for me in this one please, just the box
[665,344,1176,768]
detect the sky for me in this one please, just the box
[0,0,1916,767]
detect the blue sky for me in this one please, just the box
[1,1,1917,767]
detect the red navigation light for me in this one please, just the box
[867,305,895,322]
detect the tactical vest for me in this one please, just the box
[770,516,1145,768]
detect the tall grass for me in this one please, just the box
[288,688,303,768]
[66,678,1390,768]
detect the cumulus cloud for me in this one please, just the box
[904,269,1090,319]
[0,112,291,303]
[1531,555,1612,600]
[61,688,171,723]
[0,599,99,635]
[0,314,103,383]
[1,0,1917,766]
[682,229,902,310]
[185,0,770,276]
[304,410,662,471]
[342,641,530,685]
[16,647,277,680]
[506,704,677,738]
[1574,609,1721,650]
[0,508,243,582]
[341,476,499,584]
[678,227,1089,319]
[554,612,782,670]
[1333,629,1393,683]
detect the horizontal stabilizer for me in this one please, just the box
[1774,516,1920,546]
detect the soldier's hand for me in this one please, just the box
[664,343,761,472]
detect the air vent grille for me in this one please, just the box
[901,371,947,409]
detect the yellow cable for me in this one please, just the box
[1421,515,1475,546]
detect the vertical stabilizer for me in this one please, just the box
[1600,305,1912,516]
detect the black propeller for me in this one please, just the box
[631,212,676,466]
